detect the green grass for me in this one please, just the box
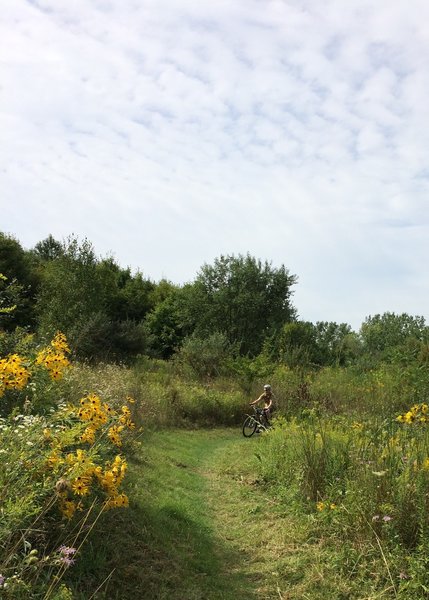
[68,427,411,599]
[69,429,252,599]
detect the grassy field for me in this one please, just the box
[3,352,429,598]
[68,427,400,600]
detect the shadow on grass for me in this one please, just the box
[68,494,258,600]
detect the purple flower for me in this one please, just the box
[57,546,77,567]
[0,574,5,587]
[58,545,76,556]
[382,515,392,522]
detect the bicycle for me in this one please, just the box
[242,406,271,437]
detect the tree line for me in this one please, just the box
[1,231,428,370]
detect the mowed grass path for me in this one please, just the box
[73,429,347,600]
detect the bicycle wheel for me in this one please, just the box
[242,415,257,437]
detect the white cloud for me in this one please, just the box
[1,0,429,329]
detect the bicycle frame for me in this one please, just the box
[242,407,269,437]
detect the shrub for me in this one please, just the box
[0,334,136,598]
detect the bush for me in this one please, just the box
[0,333,137,597]
[174,332,234,379]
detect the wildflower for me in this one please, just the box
[108,425,123,447]
[60,500,77,520]
[316,501,325,512]
[58,545,76,555]
[0,574,4,587]
[71,476,91,496]
[104,493,129,510]
[47,452,62,469]
[80,426,96,444]
[372,515,380,522]
[397,403,429,426]
[0,354,31,396]
[382,515,392,522]
[35,333,70,381]
[58,546,76,567]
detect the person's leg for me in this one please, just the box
[263,408,271,427]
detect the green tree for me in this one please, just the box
[174,332,234,378]
[0,232,40,329]
[360,313,428,362]
[36,236,107,356]
[278,321,318,367]
[190,254,297,356]
[96,259,155,322]
[314,321,355,366]
[33,234,64,261]
[144,285,195,359]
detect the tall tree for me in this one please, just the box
[360,312,428,360]
[144,284,195,359]
[33,235,64,262]
[0,232,40,329]
[190,254,297,356]
[36,236,106,352]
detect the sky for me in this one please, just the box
[1,0,429,331]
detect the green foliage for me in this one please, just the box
[36,236,102,345]
[131,363,246,427]
[0,339,136,598]
[0,233,40,328]
[33,234,64,262]
[277,321,319,367]
[226,353,274,395]
[256,400,429,595]
[273,320,358,368]
[190,253,297,356]
[144,285,195,358]
[35,236,153,361]
[360,312,429,364]
[174,332,234,379]
[314,321,358,366]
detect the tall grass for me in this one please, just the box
[257,402,429,596]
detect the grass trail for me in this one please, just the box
[72,429,354,599]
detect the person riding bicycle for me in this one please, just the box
[250,384,274,426]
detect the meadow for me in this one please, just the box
[1,330,429,599]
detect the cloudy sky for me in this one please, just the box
[1,0,429,330]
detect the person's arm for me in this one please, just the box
[250,393,263,406]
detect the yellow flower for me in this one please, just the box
[104,493,129,510]
[60,499,77,520]
[316,501,325,512]
[80,426,96,444]
[47,452,62,469]
[35,333,70,380]
[108,426,122,447]
[72,476,91,496]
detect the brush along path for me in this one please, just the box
[118,429,318,600]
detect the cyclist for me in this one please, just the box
[250,384,274,427]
